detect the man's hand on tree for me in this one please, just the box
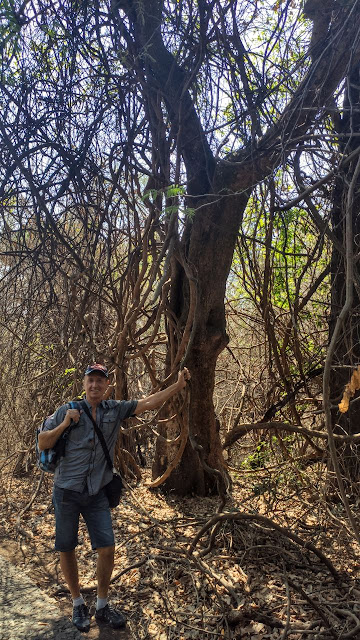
[177,367,191,390]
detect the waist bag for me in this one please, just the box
[80,401,123,508]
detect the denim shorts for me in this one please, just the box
[52,485,115,552]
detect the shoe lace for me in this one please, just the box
[76,603,88,618]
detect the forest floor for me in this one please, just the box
[1,464,360,640]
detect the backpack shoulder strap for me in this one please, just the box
[68,400,80,410]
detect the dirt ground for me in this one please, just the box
[1,465,360,639]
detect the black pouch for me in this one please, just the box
[104,472,123,508]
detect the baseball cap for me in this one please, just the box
[84,363,109,378]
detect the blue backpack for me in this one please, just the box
[36,401,80,473]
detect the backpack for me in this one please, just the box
[36,401,80,473]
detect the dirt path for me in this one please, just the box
[0,554,84,640]
[0,554,131,640]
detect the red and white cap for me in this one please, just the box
[84,363,109,378]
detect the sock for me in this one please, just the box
[73,596,85,608]
[96,597,108,611]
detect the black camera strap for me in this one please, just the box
[80,401,113,471]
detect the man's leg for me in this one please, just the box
[60,550,80,598]
[53,486,90,632]
[94,545,126,628]
[96,545,115,598]
[83,489,126,628]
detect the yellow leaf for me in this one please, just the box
[349,370,360,392]
[339,392,350,413]
[339,366,360,412]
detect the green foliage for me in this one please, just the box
[0,0,22,48]
[241,440,268,470]
[142,184,195,219]
[251,468,304,500]
[63,368,76,376]
[228,166,331,397]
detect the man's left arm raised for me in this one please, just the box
[134,368,191,416]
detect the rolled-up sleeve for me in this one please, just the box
[116,399,138,422]
[42,405,67,431]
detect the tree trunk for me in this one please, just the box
[329,64,360,479]
[152,191,249,494]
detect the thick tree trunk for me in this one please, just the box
[329,65,360,479]
[152,191,249,494]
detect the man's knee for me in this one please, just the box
[97,545,115,559]
[60,549,77,561]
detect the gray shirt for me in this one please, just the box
[44,398,137,495]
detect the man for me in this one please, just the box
[38,363,191,632]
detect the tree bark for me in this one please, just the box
[329,64,360,479]
[153,191,249,493]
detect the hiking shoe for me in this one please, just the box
[72,603,90,633]
[95,604,126,628]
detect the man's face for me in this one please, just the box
[83,372,109,403]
